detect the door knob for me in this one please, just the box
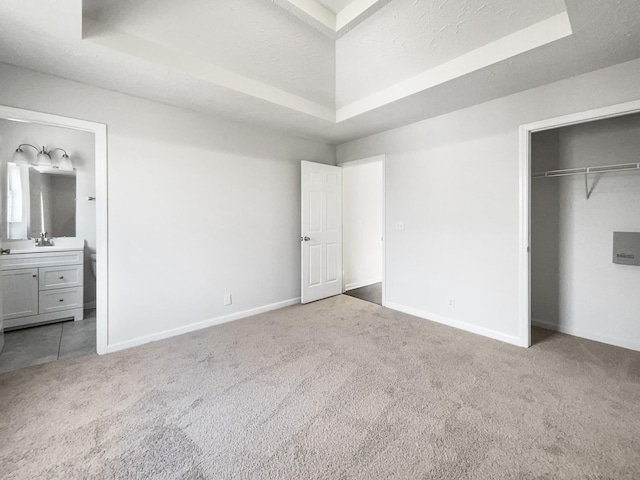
[300,236,310,242]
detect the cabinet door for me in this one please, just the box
[1,268,39,320]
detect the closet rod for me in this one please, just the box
[532,162,640,178]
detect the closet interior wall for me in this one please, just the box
[531,113,640,350]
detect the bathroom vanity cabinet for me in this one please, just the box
[1,249,84,330]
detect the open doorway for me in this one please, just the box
[0,105,108,372]
[341,156,384,306]
[520,100,640,350]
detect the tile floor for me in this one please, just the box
[344,282,382,305]
[0,309,96,374]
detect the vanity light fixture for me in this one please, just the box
[56,151,74,171]
[12,144,74,171]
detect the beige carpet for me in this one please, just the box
[1,295,639,479]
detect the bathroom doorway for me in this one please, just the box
[0,105,108,372]
[341,156,385,306]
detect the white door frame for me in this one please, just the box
[338,155,386,307]
[0,104,109,355]
[519,99,640,348]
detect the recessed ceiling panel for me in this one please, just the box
[85,0,335,107]
[336,0,568,107]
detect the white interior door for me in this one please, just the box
[301,161,342,303]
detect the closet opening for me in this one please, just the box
[529,111,640,350]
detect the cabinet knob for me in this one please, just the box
[59,276,64,280]
[59,299,64,302]
[32,274,37,278]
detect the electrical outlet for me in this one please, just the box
[223,293,232,306]
[448,297,455,309]
[395,221,405,231]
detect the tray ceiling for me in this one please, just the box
[1,0,640,143]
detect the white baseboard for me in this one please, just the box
[532,318,640,352]
[106,297,301,353]
[385,302,523,347]
[345,277,382,291]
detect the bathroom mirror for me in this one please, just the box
[6,163,76,240]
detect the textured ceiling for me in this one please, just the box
[1,0,640,144]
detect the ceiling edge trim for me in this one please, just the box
[281,0,383,33]
[82,18,335,123]
[284,0,336,30]
[336,11,573,123]
[336,0,381,30]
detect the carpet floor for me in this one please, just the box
[1,295,639,479]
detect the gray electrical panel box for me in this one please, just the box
[613,232,640,266]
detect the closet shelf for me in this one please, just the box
[532,162,640,200]
[532,162,640,178]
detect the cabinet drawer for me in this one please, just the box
[39,287,83,314]
[39,265,83,290]
[2,250,83,270]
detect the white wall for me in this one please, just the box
[342,159,382,290]
[0,118,97,305]
[532,114,640,350]
[337,57,640,346]
[0,62,335,350]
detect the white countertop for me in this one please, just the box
[2,237,85,255]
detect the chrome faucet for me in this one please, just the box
[35,232,54,247]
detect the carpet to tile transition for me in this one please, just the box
[0,294,639,479]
